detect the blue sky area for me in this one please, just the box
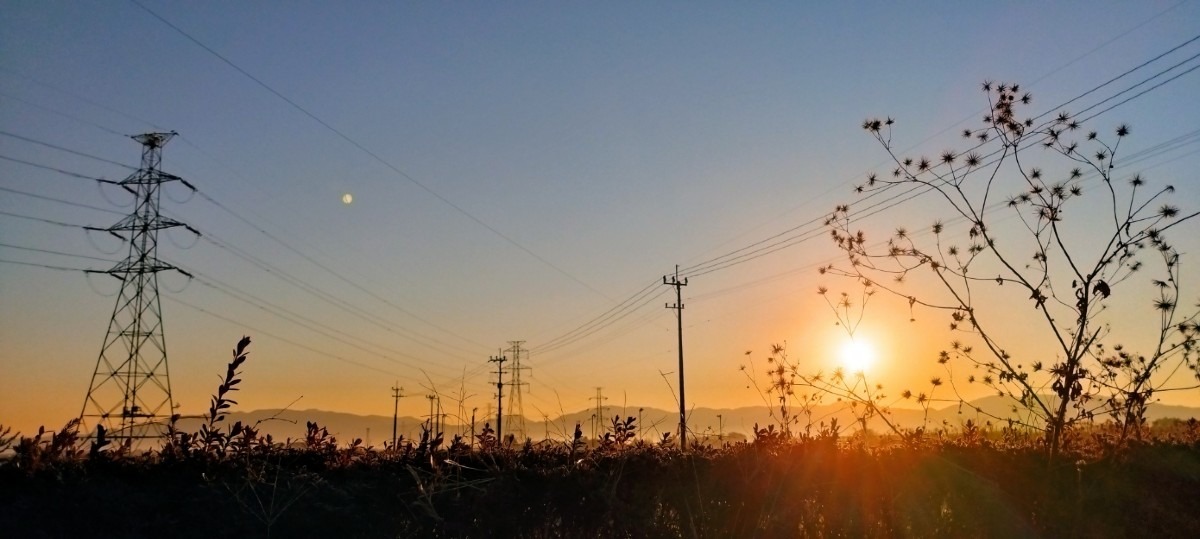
[2,1,1199,436]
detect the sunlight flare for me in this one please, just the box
[839,339,876,374]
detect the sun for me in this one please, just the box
[839,339,876,374]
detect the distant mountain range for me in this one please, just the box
[178,398,1200,447]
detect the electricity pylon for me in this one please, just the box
[590,387,607,440]
[504,340,529,440]
[80,132,197,443]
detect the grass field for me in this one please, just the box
[2,417,1198,538]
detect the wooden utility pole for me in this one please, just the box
[390,383,404,449]
[425,394,438,434]
[664,265,689,450]
[489,352,507,441]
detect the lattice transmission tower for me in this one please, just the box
[80,132,196,442]
[504,340,530,440]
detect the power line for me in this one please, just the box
[526,201,880,358]
[532,287,669,358]
[0,66,168,131]
[0,210,87,228]
[0,186,124,215]
[11,17,1200,403]
[0,247,477,386]
[164,295,410,380]
[1078,60,1200,124]
[687,185,932,279]
[35,121,1180,379]
[2,155,489,390]
[15,23,1195,382]
[186,189,491,353]
[540,304,669,370]
[2,141,489,358]
[176,264,484,385]
[0,258,87,272]
[158,231,490,388]
[678,18,1196,274]
[0,130,136,170]
[2,86,488,351]
[180,231,496,387]
[169,137,491,350]
[531,278,661,352]
[678,39,1200,281]
[0,242,117,263]
[691,128,1200,308]
[524,34,1200,363]
[3,134,490,355]
[526,290,671,380]
[530,54,1200,378]
[0,153,109,181]
[10,22,1194,394]
[128,0,612,302]
[0,90,129,137]
[1036,33,1200,123]
[181,227,487,361]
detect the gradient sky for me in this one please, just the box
[3,1,1199,437]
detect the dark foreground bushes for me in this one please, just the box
[6,340,1195,537]
[2,431,1199,538]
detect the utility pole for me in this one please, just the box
[489,352,507,441]
[437,397,444,434]
[505,341,530,441]
[590,387,608,440]
[80,132,198,444]
[390,383,404,449]
[425,394,438,435]
[435,395,443,436]
[664,265,689,450]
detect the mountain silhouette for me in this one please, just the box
[175,398,1200,445]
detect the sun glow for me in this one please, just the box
[839,339,876,374]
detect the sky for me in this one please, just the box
[2,1,1199,438]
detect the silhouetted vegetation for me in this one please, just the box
[3,415,1199,537]
[822,81,1199,459]
[3,339,1200,537]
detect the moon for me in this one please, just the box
[839,339,876,374]
[341,193,353,204]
